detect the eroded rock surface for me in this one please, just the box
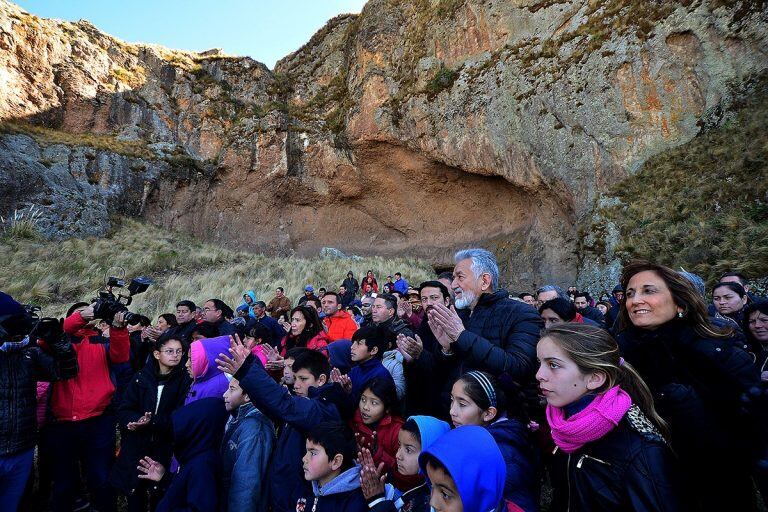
[1,0,766,287]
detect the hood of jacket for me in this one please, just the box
[312,464,362,496]
[409,415,451,454]
[190,335,231,382]
[485,416,530,453]
[419,426,505,512]
[172,397,229,465]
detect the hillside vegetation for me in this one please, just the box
[0,218,435,320]
[582,76,768,289]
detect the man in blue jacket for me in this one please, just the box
[426,249,543,411]
[216,340,353,512]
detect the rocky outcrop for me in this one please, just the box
[0,0,766,288]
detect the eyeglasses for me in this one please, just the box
[160,349,183,356]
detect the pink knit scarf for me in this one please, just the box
[546,386,632,453]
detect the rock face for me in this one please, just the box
[0,0,766,288]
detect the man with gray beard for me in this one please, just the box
[426,248,543,411]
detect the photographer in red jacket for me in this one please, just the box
[43,301,130,512]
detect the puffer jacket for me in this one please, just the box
[617,319,767,510]
[486,417,540,512]
[549,405,683,511]
[52,311,130,421]
[221,402,275,512]
[434,290,543,411]
[110,359,191,495]
[0,340,78,455]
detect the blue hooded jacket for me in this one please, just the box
[221,402,275,512]
[419,426,506,512]
[297,464,367,512]
[241,290,258,319]
[156,397,229,512]
[409,416,451,463]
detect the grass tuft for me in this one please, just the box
[0,205,43,241]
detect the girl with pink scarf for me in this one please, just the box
[536,323,685,511]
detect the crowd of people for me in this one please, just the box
[1,249,767,512]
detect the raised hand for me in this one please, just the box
[278,317,291,333]
[427,312,453,352]
[112,311,127,328]
[358,447,386,499]
[127,411,152,431]
[137,456,166,482]
[215,334,250,375]
[330,367,352,393]
[265,344,281,362]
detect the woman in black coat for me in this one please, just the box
[110,336,191,511]
[615,261,766,512]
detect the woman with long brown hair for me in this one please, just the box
[616,260,765,511]
[537,323,682,511]
[277,305,329,357]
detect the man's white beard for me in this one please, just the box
[454,288,476,309]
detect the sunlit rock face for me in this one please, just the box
[1,0,766,288]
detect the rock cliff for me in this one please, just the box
[1,0,766,288]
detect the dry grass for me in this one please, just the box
[0,121,154,159]
[0,218,435,320]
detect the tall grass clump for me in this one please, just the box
[0,205,43,241]
[0,218,435,320]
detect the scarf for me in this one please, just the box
[546,385,632,453]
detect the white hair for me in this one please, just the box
[454,248,499,290]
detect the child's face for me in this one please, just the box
[293,368,325,398]
[359,389,387,425]
[185,357,193,379]
[283,357,296,386]
[395,429,421,476]
[302,440,340,486]
[350,338,374,363]
[449,381,493,427]
[223,379,249,412]
[153,340,183,369]
[426,461,462,512]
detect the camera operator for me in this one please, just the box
[0,292,78,512]
[42,301,130,512]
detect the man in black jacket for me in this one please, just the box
[574,291,606,326]
[0,292,78,511]
[426,249,543,411]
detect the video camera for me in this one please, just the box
[91,270,152,325]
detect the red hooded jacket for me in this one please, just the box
[50,311,130,421]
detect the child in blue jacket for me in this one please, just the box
[298,421,367,512]
[418,426,510,512]
[221,377,275,512]
[216,336,353,512]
